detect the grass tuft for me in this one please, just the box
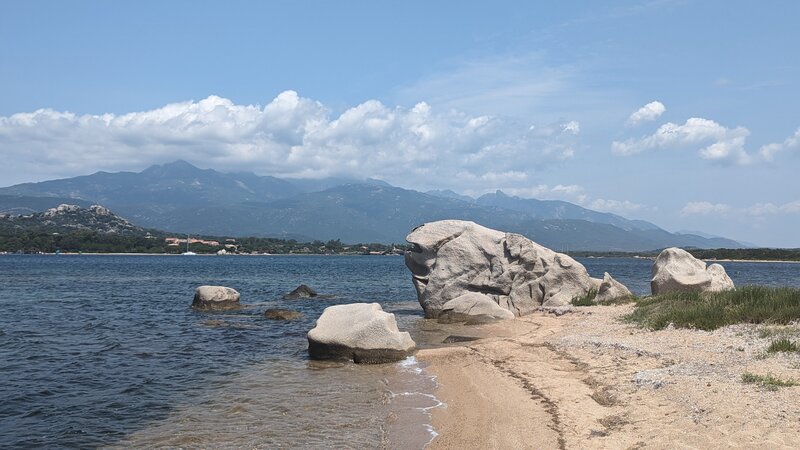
[741,372,799,391]
[571,288,598,307]
[766,338,799,353]
[625,286,800,331]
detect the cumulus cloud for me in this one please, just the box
[680,201,731,216]
[612,117,753,164]
[759,128,800,161]
[626,101,665,126]
[746,200,800,216]
[0,91,582,189]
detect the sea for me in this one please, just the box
[1,254,798,449]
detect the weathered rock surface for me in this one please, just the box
[405,220,596,318]
[265,308,303,320]
[192,285,240,310]
[307,303,416,363]
[438,292,516,324]
[594,272,634,303]
[283,284,317,299]
[442,335,481,344]
[651,247,735,296]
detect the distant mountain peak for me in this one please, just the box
[142,159,205,176]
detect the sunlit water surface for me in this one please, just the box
[0,255,797,448]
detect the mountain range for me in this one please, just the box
[0,160,745,251]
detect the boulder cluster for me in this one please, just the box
[189,220,736,365]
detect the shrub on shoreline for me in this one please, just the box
[625,286,800,331]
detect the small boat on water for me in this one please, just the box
[182,234,196,255]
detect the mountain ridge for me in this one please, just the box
[0,161,745,250]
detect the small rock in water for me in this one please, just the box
[283,284,318,299]
[307,303,416,363]
[192,285,240,311]
[265,308,303,320]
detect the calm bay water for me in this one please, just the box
[0,254,797,448]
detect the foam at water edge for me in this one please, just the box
[390,356,445,448]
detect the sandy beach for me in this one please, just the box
[418,305,800,449]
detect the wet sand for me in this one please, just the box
[419,305,800,449]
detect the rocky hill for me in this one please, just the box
[0,204,150,236]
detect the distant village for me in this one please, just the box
[163,236,407,256]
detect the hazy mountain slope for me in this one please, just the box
[1,160,302,205]
[0,161,746,250]
[509,220,744,252]
[477,190,661,231]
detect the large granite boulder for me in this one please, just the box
[405,220,596,318]
[192,285,240,310]
[438,292,516,324]
[594,272,634,303]
[307,303,416,363]
[651,247,735,295]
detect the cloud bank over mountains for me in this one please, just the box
[0,91,580,192]
[1,93,798,245]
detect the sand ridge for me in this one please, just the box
[418,305,800,449]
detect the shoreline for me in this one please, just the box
[1,252,797,263]
[418,306,800,449]
[0,252,403,257]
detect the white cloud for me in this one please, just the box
[682,199,800,218]
[625,101,665,126]
[0,91,583,190]
[680,201,731,216]
[759,128,800,162]
[613,117,753,164]
[746,200,800,216]
[561,120,580,135]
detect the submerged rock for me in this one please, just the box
[405,220,596,318]
[650,247,735,296]
[594,272,634,303]
[265,308,303,320]
[438,292,515,324]
[283,284,318,299]
[307,303,416,363]
[192,285,240,311]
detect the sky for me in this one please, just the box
[1,0,798,246]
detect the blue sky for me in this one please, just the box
[1,1,798,246]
